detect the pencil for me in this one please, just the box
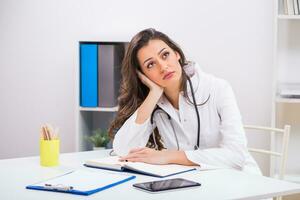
[46,126,52,140]
[43,126,49,140]
[46,123,53,140]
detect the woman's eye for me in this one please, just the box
[162,52,170,59]
[147,62,154,68]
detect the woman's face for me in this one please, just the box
[137,39,182,88]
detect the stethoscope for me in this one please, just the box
[150,75,210,151]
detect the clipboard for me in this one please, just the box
[26,169,136,196]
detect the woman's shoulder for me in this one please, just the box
[188,63,235,105]
[189,62,230,89]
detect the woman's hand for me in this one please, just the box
[119,147,173,165]
[118,147,197,166]
[137,70,164,96]
[134,71,164,124]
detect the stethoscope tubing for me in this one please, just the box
[150,76,210,150]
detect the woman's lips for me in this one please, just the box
[163,71,175,80]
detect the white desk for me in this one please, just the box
[1,149,300,200]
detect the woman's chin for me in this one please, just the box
[162,79,181,88]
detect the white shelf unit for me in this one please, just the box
[278,15,300,19]
[271,0,300,183]
[75,41,127,151]
[79,106,118,112]
[276,97,300,103]
[77,109,117,151]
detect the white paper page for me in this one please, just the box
[32,169,133,191]
[125,162,197,177]
[86,156,222,176]
[85,156,126,170]
[86,156,124,166]
[88,156,124,165]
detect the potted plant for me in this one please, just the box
[85,128,110,150]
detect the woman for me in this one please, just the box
[108,28,261,175]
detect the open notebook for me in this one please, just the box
[84,156,216,178]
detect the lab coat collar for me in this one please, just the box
[184,61,201,95]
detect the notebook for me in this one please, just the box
[84,156,201,178]
[26,169,135,196]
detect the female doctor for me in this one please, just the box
[108,28,261,175]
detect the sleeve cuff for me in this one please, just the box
[184,150,219,169]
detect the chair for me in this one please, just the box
[244,125,291,200]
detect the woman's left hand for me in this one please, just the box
[119,147,175,165]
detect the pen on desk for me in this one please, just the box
[44,184,74,191]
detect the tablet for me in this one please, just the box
[133,178,201,193]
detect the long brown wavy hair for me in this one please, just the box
[108,28,190,150]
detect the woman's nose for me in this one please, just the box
[158,60,168,72]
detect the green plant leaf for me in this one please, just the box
[84,128,110,147]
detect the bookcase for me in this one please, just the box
[76,41,128,151]
[271,0,300,182]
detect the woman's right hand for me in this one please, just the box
[134,70,164,124]
[136,70,164,96]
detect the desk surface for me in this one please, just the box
[1,150,300,200]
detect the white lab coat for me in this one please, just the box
[113,62,261,175]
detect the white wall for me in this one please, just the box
[0,0,273,174]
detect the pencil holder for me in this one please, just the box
[40,139,60,167]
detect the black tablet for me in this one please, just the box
[133,178,201,193]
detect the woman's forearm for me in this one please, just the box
[135,89,163,124]
[167,150,199,166]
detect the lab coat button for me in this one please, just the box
[184,119,187,122]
